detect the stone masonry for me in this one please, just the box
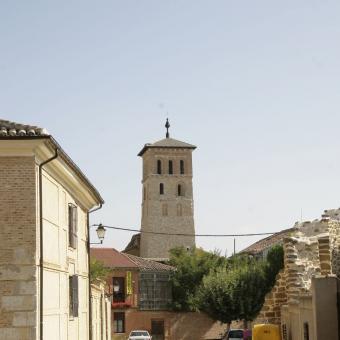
[138,135,196,259]
[254,211,339,326]
[0,157,37,340]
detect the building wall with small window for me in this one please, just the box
[0,134,103,340]
[41,169,90,340]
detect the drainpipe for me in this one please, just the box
[88,203,103,340]
[39,149,59,340]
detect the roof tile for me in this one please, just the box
[138,137,196,156]
[0,119,49,137]
[91,248,174,271]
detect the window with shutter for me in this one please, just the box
[69,275,79,318]
[68,204,78,249]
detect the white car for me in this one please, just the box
[128,330,152,340]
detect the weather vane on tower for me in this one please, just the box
[165,118,170,138]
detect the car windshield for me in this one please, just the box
[131,331,148,336]
[228,330,243,338]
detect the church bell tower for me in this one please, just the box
[138,119,196,259]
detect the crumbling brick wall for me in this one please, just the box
[254,270,286,324]
[254,217,334,326]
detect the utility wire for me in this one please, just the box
[92,224,276,237]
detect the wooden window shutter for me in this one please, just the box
[68,204,73,247]
[72,206,78,249]
[72,275,79,317]
[69,276,73,316]
[68,204,78,249]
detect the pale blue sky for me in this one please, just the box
[1,1,340,254]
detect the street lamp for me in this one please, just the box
[90,223,106,245]
[96,224,106,243]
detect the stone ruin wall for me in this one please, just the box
[328,219,340,277]
[254,270,286,325]
[254,216,338,325]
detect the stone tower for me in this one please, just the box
[138,119,196,259]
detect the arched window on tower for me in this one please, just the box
[180,160,185,175]
[160,183,164,195]
[169,160,173,175]
[178,184,183,196]
[157,160,162,174]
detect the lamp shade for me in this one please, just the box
[96,224,106,242]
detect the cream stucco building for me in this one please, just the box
[0,119,105,340]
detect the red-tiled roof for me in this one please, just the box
[240,227,297,255]
[0,119,104,204]
[90,248,174,272]
[90,248,137,269]
[125,253,175,272]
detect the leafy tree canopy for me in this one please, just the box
[169,247,227,311]
[90,258,110,283]
[169,244,284,324]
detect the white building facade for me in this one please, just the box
[0,119,104,340]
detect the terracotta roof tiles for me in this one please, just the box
[240,227,297,255]
[0,119,49,137]
[91,248,174,272]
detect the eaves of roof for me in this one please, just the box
[0,119,104,204]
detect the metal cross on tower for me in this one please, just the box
[165,118,170,138]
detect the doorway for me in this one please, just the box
[151,320,165,340]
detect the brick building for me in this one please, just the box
[124,120,196,260]
[91,248,227,340]
[0,119,104,340]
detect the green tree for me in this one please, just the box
[198,259,268,325]
[169,247,227,311]
[265,245,284,288]
[90,258,110,283]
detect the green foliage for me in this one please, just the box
[169,247,227,311]
[169,244,285,324]
[90,258,110,283]
[265,245,284,287]
[198,258,268,323]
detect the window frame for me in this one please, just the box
[112,277,125,302]
[168,160,173,175]
[113,312,125,333]
[180,160,184,174]
[157,160,162,174]
[177,184,182,196]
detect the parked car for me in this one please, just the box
[128,330,152,340]
[226,329,251,340]
[227,329,244,340]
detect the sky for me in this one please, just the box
[1,1,340,255]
